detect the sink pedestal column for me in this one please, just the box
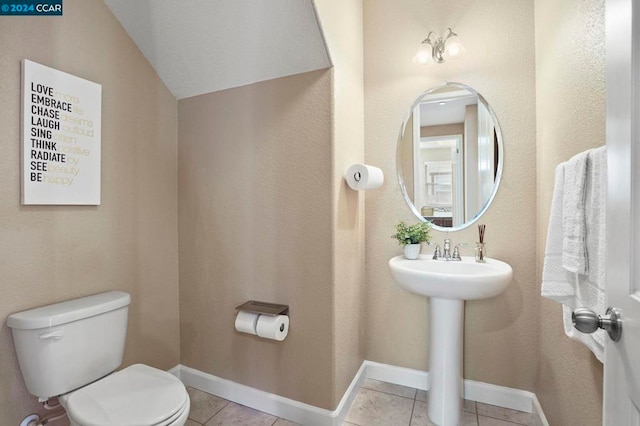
[427,297,464,426]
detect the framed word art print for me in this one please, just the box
[22,59,101,205]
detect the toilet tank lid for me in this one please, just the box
[7,291,131,330]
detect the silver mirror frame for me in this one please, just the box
[396,82,504,231]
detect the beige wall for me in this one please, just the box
[364,0,538,392]
[365,0,605,423]
[534,0,605,424]
[0,1,180,423]
[314,0,367,405]
[420,123,464,139]
[178,2,365,410]
[178,70,337,409]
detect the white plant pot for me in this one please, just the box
[404,244,421,260]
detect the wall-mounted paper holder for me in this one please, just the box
[235,300,289,316]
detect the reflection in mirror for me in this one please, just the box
[397,83,503,230]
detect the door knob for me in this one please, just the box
[572,306,622,342]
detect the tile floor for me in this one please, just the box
[185,379,537,426]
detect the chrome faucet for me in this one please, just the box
[443,239,451,259]
[433,238,465,261]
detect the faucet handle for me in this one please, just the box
[432,244,441,260]
[452,243,467,261]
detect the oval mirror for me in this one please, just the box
[397,83,504,230]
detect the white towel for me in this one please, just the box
[585,146,607,290]
[542,164,576,304]
[562,151,589,275]
[542,147,607,363]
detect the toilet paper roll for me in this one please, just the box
[256,315,289,341]
[345,164,384,190]
[235,311,259,335]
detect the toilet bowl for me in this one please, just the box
[7,291,190,426]
[59,364,190,426]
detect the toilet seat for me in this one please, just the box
[60,364,189,426]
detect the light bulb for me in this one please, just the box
[443,35,464,60]
[413,44,432,65]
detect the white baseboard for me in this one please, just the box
[464,379,533,413]
[532,393,550,426]
[365,361,429,390]
[332,362,368,425]
[174,364,366,426]
[170,361,548,426]
[168,364,181,378]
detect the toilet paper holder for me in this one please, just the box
[235,300,289,316]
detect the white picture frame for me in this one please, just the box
[21,59,101,205]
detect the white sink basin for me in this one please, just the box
[388,255,513,300]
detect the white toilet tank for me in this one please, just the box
[7,291,131,399]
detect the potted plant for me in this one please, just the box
[391,220,432,259]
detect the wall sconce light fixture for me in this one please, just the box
[413,28,465,65]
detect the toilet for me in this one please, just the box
[7,291,190,426]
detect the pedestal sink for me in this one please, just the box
[388,255,513,426]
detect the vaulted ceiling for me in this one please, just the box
[104,0,331,100]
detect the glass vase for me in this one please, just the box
[475,242,486,263]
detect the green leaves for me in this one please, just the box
[391,220,432,246]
